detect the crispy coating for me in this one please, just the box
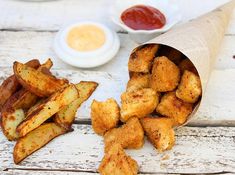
[158,46,183,64]
[126,73,150,92]
[104,117,144,152]
[156,92,193,125]
[141,117,175,152]
[120,88,159,122]
[91,98,120,135]
[176,70,202,103]
[128,44,159,73]
[178,59,198,75]
[98,143,138,175]
[150,56,180,92]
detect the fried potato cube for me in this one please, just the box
[156,92,193,125]
[98,143,138,175]
[158,46,183,64]
[150,56,180,92]
[126,73,150,92]
[120,88,159,122]
[141,117,175,152]
[179,59,198,75]
[128,44,159,73]
[91,98,120,135]
[104,117,144,152]
[176,70,202,103]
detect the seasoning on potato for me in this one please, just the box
[128,44,159,73]
[150,56,180,92]
[91,98,120,135]
[104,117,144,152]
[156,91,193,125]
[120,88,159,122]
[98,143,138,175]
[141,117,175,152]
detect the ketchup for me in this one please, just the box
[121,5,166,30]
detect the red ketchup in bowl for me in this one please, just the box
[121,5,166,30]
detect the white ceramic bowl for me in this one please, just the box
[53,21,120,68]
[110,0,181,43]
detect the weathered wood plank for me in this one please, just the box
[1,68,235,125]
[0,0,234,34]
[1,125,235,174]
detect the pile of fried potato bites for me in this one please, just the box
[0,59,98,164]
[91,44,202,175]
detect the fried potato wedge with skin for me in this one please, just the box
[104,117,144,152]
[91,98,120,135]
[120,88,159,122]
[1,109,25,141]
[176,70,202,103]
[13,123,67,164]
[99,143,138,175]
[0,59,40,110]
[179,59,198,75]
[128,44,159,73]
[54,81,98,130]
[141,117,175,152]
[126,73,150,92]
[156,92,193,126]
[158,46,183,64]
[13,62,68,97]
[17,84,79,137]
[150,56,180,92]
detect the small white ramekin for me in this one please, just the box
[110,0,182,43]
[53,21,120,68]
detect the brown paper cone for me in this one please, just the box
[130,0,235,125]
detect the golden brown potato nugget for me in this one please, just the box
[128,44,159,73]
[141,117,175,152]
[126,73,150,92]
[14,123,67,164]
[98,143,138,175]
[150,56,180,92]
[120,88,159,122]
[91,98,120,135]
[0,59,40,110]
[158,46,183,64]
[55,81,98,130]
[156,92,193,125]
[1,109,25,141]
[176,70,202,103]
[17,84,79,137]
[104,117,144,152]
[13,62,68,97]
[179,59,198,75]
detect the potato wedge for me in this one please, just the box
[1,109,25,141]
[98,143,138,175]
[141,117,175,152]
[17,84,79,137]
[128,44,159,73]
[13,61,68,97]
[13,123,67,164]
[54,81,98,130]
[0,59,40,110]
[104,117,144,152]
[91,98,120,135]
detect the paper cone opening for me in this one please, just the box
[128,0,235,126]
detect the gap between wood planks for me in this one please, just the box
[3,168,235,175]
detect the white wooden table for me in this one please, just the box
[1,0,235,174]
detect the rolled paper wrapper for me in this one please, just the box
[129,0,235,125]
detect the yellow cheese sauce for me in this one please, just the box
[67,25,106,52]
